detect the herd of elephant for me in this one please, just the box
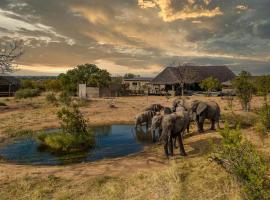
[134,98,221,157]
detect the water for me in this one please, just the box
[0,125,151,165]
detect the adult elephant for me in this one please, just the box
[190,101,220,133]
[151,112,189,157]
[143,104,164,113]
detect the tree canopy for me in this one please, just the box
[200,77,221,96]
[58,64,111,94]
[255,75,270,103]
[123,73,140,79]
[233,71,255,111]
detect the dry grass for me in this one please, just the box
[0,157,243,200]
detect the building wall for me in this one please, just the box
[86,87,100,98]
[124,80,150,91]
[78,84,120,99]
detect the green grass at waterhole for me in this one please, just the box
[37,130,94,153]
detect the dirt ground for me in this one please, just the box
[0,94,268,197]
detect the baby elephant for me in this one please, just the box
[135,110,155,130]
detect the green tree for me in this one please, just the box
[200,77,221,96]
[58,64,111,94]
[20,79,37,89]
[123,73,140,79]
[44,79,61,92]
[255,75,270,104]
[232,71,255,112]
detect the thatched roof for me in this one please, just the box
[0,75,19,85]
[123,77,153,82]
[151,66,235,84]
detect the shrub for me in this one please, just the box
[46,93,58,105]
[221,112,257,128]
[37,106,93,152]
[20,79,38,89]
[255,104,270,140]
[57,106,88,136]
[212,124,269,199]
[37,131,94,152]
[59,91,72,105]
[15,88,40,99]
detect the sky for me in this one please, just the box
[0,0,270,76]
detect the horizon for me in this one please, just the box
[1,0,270,76]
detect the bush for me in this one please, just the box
[57,106,88,136]
[37,131,94,152]
[20,79,38,89]
[15,88,40,99]
[46,93,58,105]
[221,112,257,128]
[255,104,270,142]
[212,124,269,199]
[37,106,93,152]
[59,91,72,105]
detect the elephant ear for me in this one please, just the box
[196,102,207,115]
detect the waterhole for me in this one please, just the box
[0,124,152,165]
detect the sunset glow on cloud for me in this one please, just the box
[0,0,269,76]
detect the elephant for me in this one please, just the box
[143,104,164,113]
[175,105,186,113]
[135,110,156,130]
[172,98,193,112]
[190,101,220,133]
[163,107,172,115]
[151,112,190,157]
[160,113,189,157]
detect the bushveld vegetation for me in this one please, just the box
[46,92,58,105]
[15,88,41,99]
[37,106,94,152]
[212,124,270,199]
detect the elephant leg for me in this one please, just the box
[146,123,148,131]
[198,117,205,133]
[152,130,156,143]
[169,136,174,156]
[158,129,162,140]
[164,137,169,157]
[178,134,187,156]
[210,119,215,130]
[174,137,178,148]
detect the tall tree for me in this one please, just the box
[58,64,111,94]
[233,71,255,112]
[0,40,23,74]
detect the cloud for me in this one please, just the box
[71,6,109,25]
[0,8,75,45]
[138,0,223,22]
[1,0,270,76]
[236,5,249,11]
